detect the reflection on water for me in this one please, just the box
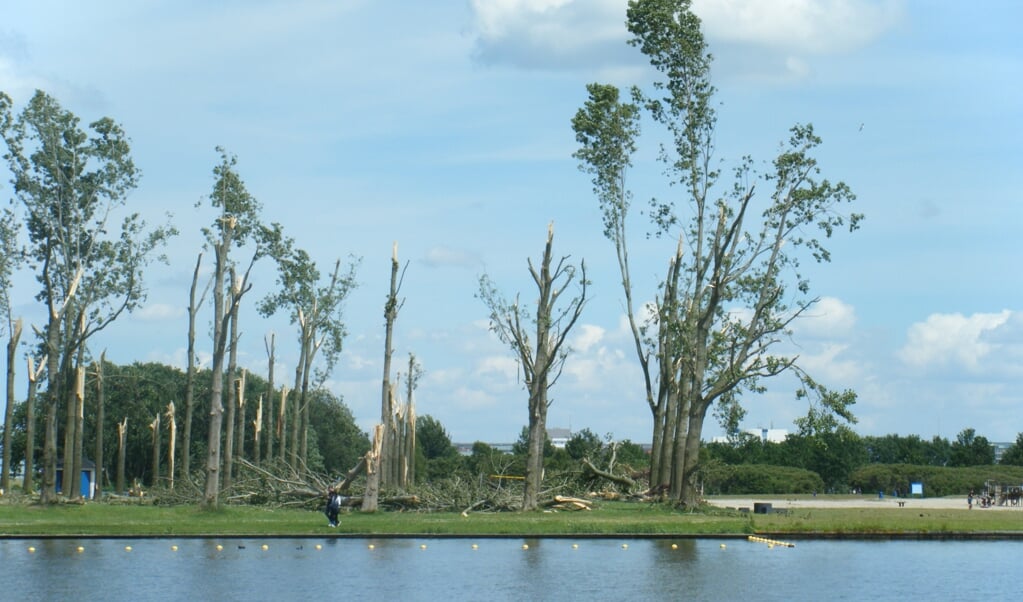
[2,537,1019,600]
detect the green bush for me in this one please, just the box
[701,463,825,495]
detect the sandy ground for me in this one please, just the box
[705,496,1020,511]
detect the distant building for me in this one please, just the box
[712,427,789,444]
[547,427,572,449]
[992,441,1012,463]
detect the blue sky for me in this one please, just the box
[2,0,1021,446]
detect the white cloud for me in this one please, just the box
[692,0,904,54]
[468,0,630,69]
[449,385,499,410]
[466,0,902,74]
[135,302,184,321]
[898,310,1015,374]
[476,354,521,382]
[572,323,605,353]
[798,342,861,383]
[421,246,481,269]
[796,296,857,338]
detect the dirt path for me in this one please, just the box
[705,495,1018,511]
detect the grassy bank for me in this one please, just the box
[1,498,1020,538]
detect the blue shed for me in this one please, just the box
[55,459,97,499]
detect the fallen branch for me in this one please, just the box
[581,458,636,490]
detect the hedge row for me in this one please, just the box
[848,464,1023,498]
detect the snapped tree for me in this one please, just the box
[258,237,358,471]
[572,0,862,506]
[478,223,587,511]
[199,148,270,508]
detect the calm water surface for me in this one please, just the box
[2,537,1017,600]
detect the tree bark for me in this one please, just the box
[182,252,207,482]
[166,402,176,490]
[203,217,234,508]
[224,268,240,490]
[1,318,21,494]
[116,417,127,493]
[149,413,160,486]
[361,424,383,512]
[380,242,401,488]
[263,333,275,462]
[23,356,43,494]
[70,362,85,499]
[93,354,105,495]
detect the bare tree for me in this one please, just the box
[379,243,408,488]
[262,332,276,461]
[478,223,587,510]
[181,253,211,481]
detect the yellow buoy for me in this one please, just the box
[261,544,269,551]
[28,547,36,553]
[671,544,678,550]
[171,545,178,552]
[720,543,727,549]
[420,544,427,550]
[621,544,628,550]
[572,544,579,549]
[215,544,223,551]
[125,546,132,552]
[76,546,84,553]
[315,544,322,550]
[522,544,529,550]
[368,544,375,550]
[471,544,478,550]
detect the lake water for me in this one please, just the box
[2,537,1018,600]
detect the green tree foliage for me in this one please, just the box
[0,90,175,502]
[863,434,931,465]
[466,441,518,478]
[565,428,603,460]
[999,433,1023,466]
[4,360,366,490]
[949,428,995,467]
[305,388,369,475]
[926,435,952,467]
[414,414,463,482]
[572,0,861,506]
[258,244,359,468]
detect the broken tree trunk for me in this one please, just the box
[361,424,384,512]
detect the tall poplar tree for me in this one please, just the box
[572,0,861,505]
[0,90,175,502]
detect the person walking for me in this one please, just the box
[325,487,341,527]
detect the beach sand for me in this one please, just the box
[705,495,1018,511]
